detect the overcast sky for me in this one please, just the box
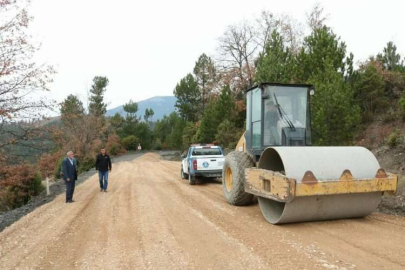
[29,0,405,111]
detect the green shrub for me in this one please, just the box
[121,135,140,151]
[387,130,401,148]
[78,156,96,174]
[399,96,405,119]
[53,157,64,180]
[153,139,162,150]
[106,134,124,156]
[108,144,119,155]
[215,120,243,149]
[228,142,237,150]
[361,111,373,123]
[382,111,398,123]
[31,172,45,195]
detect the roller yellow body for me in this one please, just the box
[245,167,398,203]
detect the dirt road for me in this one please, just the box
[1,153,405,270]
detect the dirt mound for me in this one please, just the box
[135,152,162,162]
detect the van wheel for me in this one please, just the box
[181,166,188,179]
[189,174,196,185]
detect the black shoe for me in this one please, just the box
[100,188,103,192]
[104,190,107,193]
[70,200,75,202]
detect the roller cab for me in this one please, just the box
[222,83,398,224]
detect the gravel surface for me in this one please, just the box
[0,152,145,232]
[0,153,405,269]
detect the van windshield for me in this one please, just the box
[192,148,222,156]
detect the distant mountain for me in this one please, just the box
[106,96,177,121]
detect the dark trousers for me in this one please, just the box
[65,180,76,202]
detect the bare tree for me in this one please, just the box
[217,21,258,92]
[0,0,55,153]
[307,3,328,31]
[278,14,304,55]
[255,11,303,55]
[255,10,279,54]
[53,113,107,161]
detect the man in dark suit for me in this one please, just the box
[62,150,78,203]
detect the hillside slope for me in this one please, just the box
[106,96,177,120]
[357,118,405,216]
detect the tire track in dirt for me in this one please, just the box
[0,176,102,269]
[153,156,405,270]
[1,153,405,270]
[149,158,324,269]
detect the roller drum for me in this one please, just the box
[257,147,383,224]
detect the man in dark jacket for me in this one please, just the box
[95,148,112,192]
[61,150,78,203]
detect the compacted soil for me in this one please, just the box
[0,153,404,270]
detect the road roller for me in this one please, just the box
[222,83,398,224]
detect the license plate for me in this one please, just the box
[218,161,224,166]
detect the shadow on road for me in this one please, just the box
[195,177,222,186]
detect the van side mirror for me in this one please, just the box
[181,154,186,158]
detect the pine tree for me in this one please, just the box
[196,100,218,143]
[123,100,138,117]
[193,54,217,112]
[121,100,139,137]
[182,122,198,148]
[173,74,201,122]
[60,95,85,124]
[255,31,295,83]
[377,41,404,71]
[196,85,236,143]
[144,108,154,122]
[88,76,109,117]
[355,61,388,117]
[214,85,236,122]
[166,113,185,149]
[153,112,185,149]
[109,113,124,133]
[215,120,243,149]
[309,61,361,145]
[295,26,350,82]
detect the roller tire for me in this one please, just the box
[222,151,255,206]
